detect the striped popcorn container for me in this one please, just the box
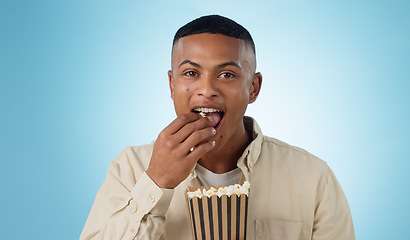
[186,182,250,240]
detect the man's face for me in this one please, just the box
[169,33,261,153]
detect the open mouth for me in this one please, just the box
[192,107,225,130]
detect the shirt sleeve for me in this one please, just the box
[312,166,355,240]
[80,162,174,240]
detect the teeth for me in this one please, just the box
[193,107,223,113]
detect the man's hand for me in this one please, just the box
[146,113,216,189]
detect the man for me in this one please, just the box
[81,15,355,239]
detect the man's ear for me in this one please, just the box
[249,72,262,104]
[168,70,174,100]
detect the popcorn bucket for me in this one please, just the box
[186,184,249,240]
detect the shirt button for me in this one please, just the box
[130,227,136,234]
[149,195,155,202]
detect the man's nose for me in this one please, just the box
[198,75,218,98]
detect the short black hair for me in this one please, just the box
[173,15,255,54]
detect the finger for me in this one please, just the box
[162,113,202,136]
[172,116,215,144]
[180,127,216,154]
[185,140,216,163]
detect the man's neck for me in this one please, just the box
[198,123,252,174]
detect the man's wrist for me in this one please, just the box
[146,169,174,189]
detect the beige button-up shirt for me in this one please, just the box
[80,117,355,239]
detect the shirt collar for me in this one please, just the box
[236,116,263,180]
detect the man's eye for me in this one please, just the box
[219,72,235,78]
[184,71,198,77]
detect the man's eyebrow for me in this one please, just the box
[177,60,241,70]
[217,61,241,69]
[178,60,201,69]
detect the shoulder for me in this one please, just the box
[107,143,155,187]
[260,135,329,173]
[256,136,332,196]
[113,143,155,163]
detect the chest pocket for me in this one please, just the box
[254,219,312,240]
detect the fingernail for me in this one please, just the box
[211,128,216,135]
[211,141,215,146]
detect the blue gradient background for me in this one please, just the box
[1,0,409,239]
